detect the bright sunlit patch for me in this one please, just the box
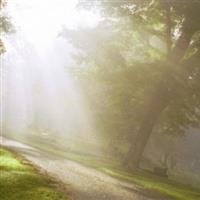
[7,0,100,48]
[3,0,103,157]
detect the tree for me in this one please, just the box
[62,21,163,156]
[64,0,200,169]
[120,0,200,169]
[0,0,13,54]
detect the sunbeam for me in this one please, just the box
[3,0,102,155]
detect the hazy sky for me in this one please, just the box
[6,0,100,49]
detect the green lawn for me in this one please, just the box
[0,147,69,200]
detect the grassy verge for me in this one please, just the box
[27,142,200,200]
[60,152,200,200]
[0,147,70,200]
[101,168,200,200]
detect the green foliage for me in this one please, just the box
[63,0,200,160]
[0,15,13,33]
[0,0,13,54]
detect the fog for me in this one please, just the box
[1,0,200,193]
[2,0,102,155]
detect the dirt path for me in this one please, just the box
[1,138,171,200]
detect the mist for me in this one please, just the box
[1,0,200,194]
[2,0,102,156]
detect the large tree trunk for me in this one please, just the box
[125,15,198,170]
[125,82,171,169]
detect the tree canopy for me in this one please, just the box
[62,0,200,169]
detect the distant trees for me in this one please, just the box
[63,0,200,170]
[0,0,13,54]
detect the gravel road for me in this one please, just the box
[1,138,171,200]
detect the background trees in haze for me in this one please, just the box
[62,0,200,170]
[0,0,13,54]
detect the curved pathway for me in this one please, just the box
[1,138,171,200]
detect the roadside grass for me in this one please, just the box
[58,151,200,200]
[101,168,200,200]
[27,142,200,200]
[0,147,69,200]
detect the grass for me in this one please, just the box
[101,168,200,200]
[27,142,200,200]
[64,152,200,200]
[0,147,70,200]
